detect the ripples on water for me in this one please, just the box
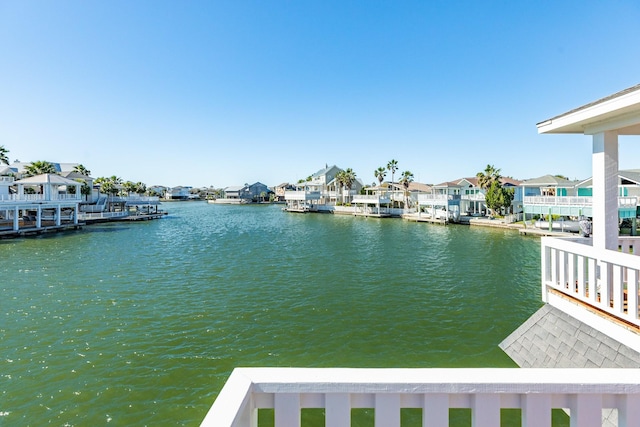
[0,202,542,425]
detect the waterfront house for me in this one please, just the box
[414,180,462,221]
[245,182,273,202]
[201,85,640,427]
[285,165,363,210]
[165,186,193,200]
[273,183,295,202]
[214,183,273,204]
[0,173,82,234]
[351,184,392,217]
[522,172,639,227]
[8,161,82,179]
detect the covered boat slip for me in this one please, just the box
[0,201,82,237]
[0,173,83,237]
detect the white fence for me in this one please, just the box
[201,367,640,427]
[541,236,640,327]
[78,211,129,220]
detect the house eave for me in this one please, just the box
[537,84,640,135]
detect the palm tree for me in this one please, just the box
[24,160,56,177]
[336,168,357,204]
[387,159,399,204]
[0,145,9,165]
[387,159,398,184]
[123,181,137,196]
[72,164,91,176]
[109,176,123,196]
[476,164,501,190]
[476,165,502,215]
[399,170,414,209]
[374,167,386,186]
[134,182,146,195]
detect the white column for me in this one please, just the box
[13,206,19,231]
[56,205,61,226]
[592,131,619,251]
[36,205,42,228]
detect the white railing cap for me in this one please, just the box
[225,367,640,393]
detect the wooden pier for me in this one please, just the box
[0,223,84,239]
[402,214,446,225]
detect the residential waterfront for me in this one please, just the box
[0,202,542,426]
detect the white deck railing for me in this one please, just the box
[284,191,321,201]
[525,196,638,208]
[201,367,640,427]
[462,193,486,201]
[541,236,640,327]
[78,211,129,220]
[352,194,391,204]
[417,194,460,203]
[0,194,81,202]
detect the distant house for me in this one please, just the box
[294,165,364,205]
[522,171,640,220]
[221,183,273,203]
[273,183,295,202]
[165,186,192,200]
[9,161,81,179]
[148,185,168,197]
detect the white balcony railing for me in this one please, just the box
[201,367,640,427]
[122,196,159,203]
[541,236,640,327]
[524,196,638,208]
[352,194,391,204]
[417,193,460,203]
[284,191,321,201]
[0,194,82,203]
[462,193,486,201]
[78,211,129,220]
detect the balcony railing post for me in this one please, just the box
[570,394,602,427]
[541,240,549,303]
[600,262,610,308]
[325,393,350,427]
[620,394,640,426]
[375,394,400,427]
[274,393,300,427]
[521,394,552,427]
[472,394,500,426]
[423,394,448,427]
[629,269,639,319]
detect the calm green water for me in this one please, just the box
[0,202,542,426]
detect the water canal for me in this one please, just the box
[1,202,543,426]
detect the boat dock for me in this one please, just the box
[402,213,446,225]
[518,227,579,237]
[0,223,85,239]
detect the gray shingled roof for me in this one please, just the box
[500,304,640,369]
[520,174,578,187]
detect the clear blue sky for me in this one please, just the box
[1,1,640,188]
